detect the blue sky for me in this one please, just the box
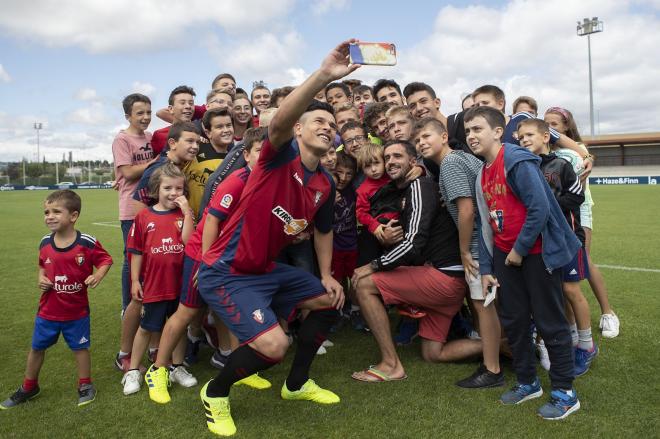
[1,0,659,162]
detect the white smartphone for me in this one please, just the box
[484,285,497,307]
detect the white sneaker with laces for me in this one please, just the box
[600,313,620,338]
[537,341,551,371]
[322,339,334,348]
[122,369,142,395]
[170,366,198,388]
[316,345,327,355]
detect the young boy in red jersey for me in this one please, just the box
[145,128,270,404]
[122,163,195,395]
[1,190,112,409]
[467,106,582,420]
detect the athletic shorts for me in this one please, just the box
[562,247,590,282]
[580,203,593,230]
[372,266,467,343]
[32,315,90,351]
[465,260,484,300]
[331,249,358,282]
[180,254,205,308]
[141,299,178,331]
[198,262,326,344]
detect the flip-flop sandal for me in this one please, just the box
[351,366,408,382]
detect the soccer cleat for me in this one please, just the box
[121,369,142,395]
[77,383,96,406]
[281,379,340,404]
[234,373,272,390]
[500,378,543,405]
[316,345,327,355]
[600,313,620,338]
[0,385,40,409]
[456,364,505,389]
[394,319,418,346]
[210,351,230,370]
[538,388,580,420]
[200,381,236,436]
[574,344,598,377]
[537,340,551,371]
[145,365,171,404]
[170,365,198,388]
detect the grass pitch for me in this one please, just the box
[0,187,659,438]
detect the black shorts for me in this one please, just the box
[141,299,178,331]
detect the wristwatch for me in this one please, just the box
[370,259,380,272]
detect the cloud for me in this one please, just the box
[0,0,295,53]
[74,87,98,101]
[68,102,109,126]
[0,64,10,82]
[310,0,350,16]
[131,81,156,96]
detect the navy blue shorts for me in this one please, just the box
[32,316,90,351]
[141,299,178,331]
[180,255,205,308]
[198,262,326,344]
[562,247,590,282]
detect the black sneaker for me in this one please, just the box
[184,337,201,367]
[456,365,505,389]
[1,385,41,409]
[77,383,96,406]
[210,350,230,370]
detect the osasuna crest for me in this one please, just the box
[252,309,264,324]
[314,191,323,206]
[75,253,85,266]
[220,194,233,209]
[176,218,183,230]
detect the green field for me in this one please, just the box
[1,187,659,438]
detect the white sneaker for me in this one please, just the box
[316,345,327,355]
[122,369,142,395]
[322,339,334,348]
[170,365,198,388]
[600,313,620,338]
[537,341,551,371]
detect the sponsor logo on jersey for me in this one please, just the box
[293,172,303,186]
[151,237,184,255]
[314,191,323,206]
[176,218,183,230]
[146,222,156,233]
[75,253,85,266]
[220,194,233,209]
[53,274,83,294]
[272,206,308,235]
[44,257,52,264]
[198,152,206,159]
[252,309,264,324]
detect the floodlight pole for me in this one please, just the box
[577,17,603,137]
[34,122,43,162]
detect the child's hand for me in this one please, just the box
[38,275,53,292]
[84,274,102,289]
[461,252,479,280]
[131,280,144,301]
[505,249,523,267]
[174,196,190,213]
[335,191,343,203]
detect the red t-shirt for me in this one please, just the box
[38,232,113,321]
[481,146,542,254]
[150,127,169,156]
[127,207,185,303]
[185,166,251,261]
[203,138,335,274]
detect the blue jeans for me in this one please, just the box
[120,220,134,310]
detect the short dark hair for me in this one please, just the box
[167,121,200,141]
[464,106,506,131]
[211,73,236,89]
[335,150,357,173]
[363,102,394,133]
[402,82,436,100]
[243,127,267,152]
[383,139,416,158]
[472,84,506,108]
[202,108,233,131]
[46,190,81,214]
[517,118,549,134]
[512,96,538,114]
[251,85,270,100]
[148,162,186,201]
[122,93,151,115]
[413,117,447,136]
[304,100,335,116]
[340,120,366,137]
[168,85,196,106]
[269,86,295,108]
[342,79,362,90]
[325,82,351,98]
[373,79,402,100]
[352,84,372,96]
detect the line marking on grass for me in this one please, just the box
[598,264,660,273]
[92,221,121,228]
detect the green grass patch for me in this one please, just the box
[0,187,659,438]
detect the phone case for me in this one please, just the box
[349,43,397,66]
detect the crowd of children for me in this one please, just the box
[2,41,621,434]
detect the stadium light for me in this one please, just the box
[577,17,604,137]
[33,122,43,162]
